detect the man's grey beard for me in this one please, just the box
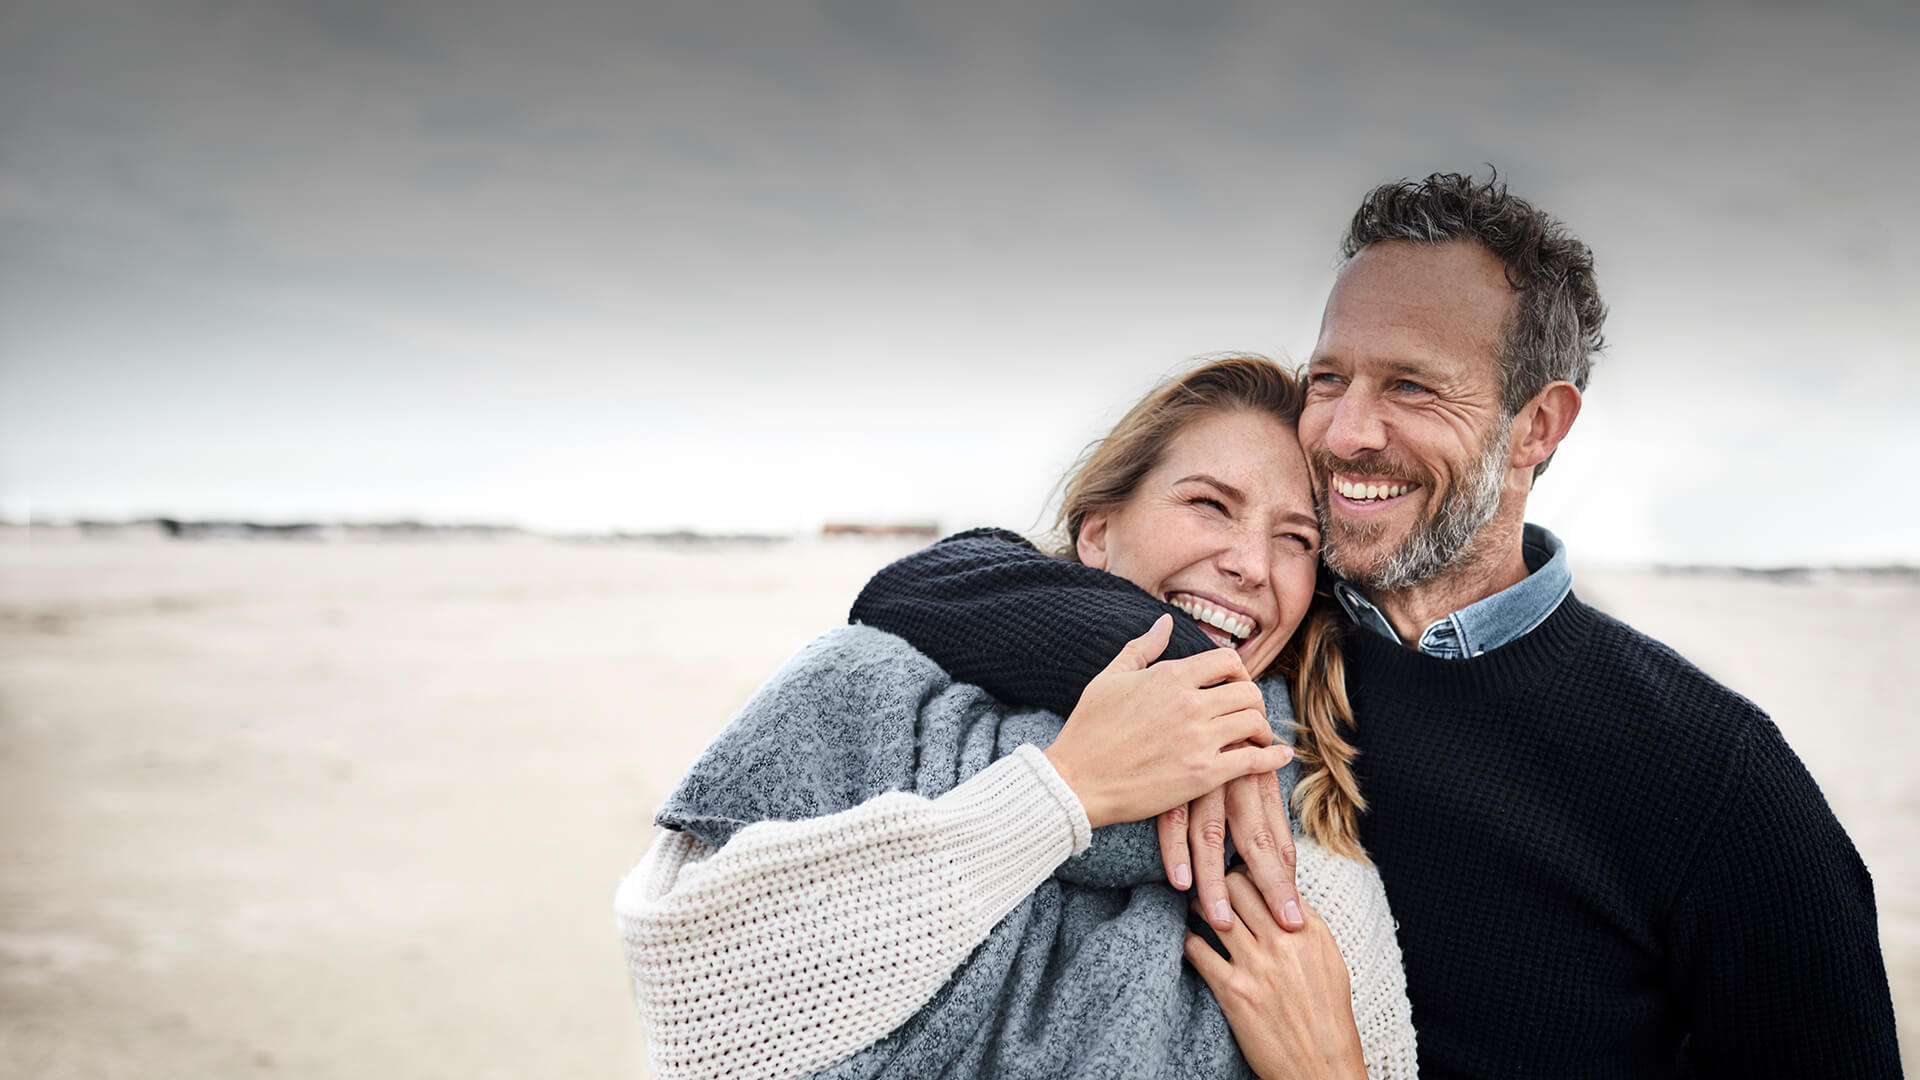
[1319,411,1514,592]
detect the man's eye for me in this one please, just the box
[1395,379,1432,394]
[1308,372,1345,388]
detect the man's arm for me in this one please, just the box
[849,528,1218,714]
[851,528,1309,934]
[1669,720,1901,1075]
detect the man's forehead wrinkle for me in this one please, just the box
[1326,335,1491,382]
[1323,313,1504,388]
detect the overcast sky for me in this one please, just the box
[3,0,1916,564]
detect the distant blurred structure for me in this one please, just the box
[0,518,801,546]
[821,522,940,540]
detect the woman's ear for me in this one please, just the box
[1076,511,1112,570]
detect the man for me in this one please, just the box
[850,173,1901,1076]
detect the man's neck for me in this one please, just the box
[1371,520,1531,646]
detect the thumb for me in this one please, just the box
[1107,613,1173,674]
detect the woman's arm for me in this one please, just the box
[617,621,1295,1080]
[617,745,1089,1080]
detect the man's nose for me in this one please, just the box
[1322,389,1388,459]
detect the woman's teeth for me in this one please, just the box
[1332,476,1413,503]
[1168,595,1253,642]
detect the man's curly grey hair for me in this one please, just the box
[1340,171,1608,479]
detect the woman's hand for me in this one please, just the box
[1185,872,1369,1080]
[1159,768,1305,933]
[1044,615,1293,830]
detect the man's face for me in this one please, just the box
[1301,240,1517,591]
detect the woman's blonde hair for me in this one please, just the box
[1052,355,1366,860]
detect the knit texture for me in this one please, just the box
[1293,838,1417,1080]
[618,748,1086,1080]
[851,531,1903,1077]
[1342,597,1901,1078]
[850,527,1220,715]
[615,626,1417,1080]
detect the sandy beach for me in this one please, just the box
[2,534,1913,1077]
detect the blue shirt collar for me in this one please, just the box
[1332,524,1571,659]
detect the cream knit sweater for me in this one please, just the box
[617,744,1416,1080]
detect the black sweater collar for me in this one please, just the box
[1342,592,1603,706]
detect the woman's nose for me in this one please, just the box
[1218,531,1271,590]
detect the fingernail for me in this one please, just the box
[1282,900,1303,927]
[1211,900,1232,926]
[1173,864,1191,889]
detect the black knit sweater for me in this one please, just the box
[850,529,1902,1078]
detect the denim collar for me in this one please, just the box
[1332,524,1571,659]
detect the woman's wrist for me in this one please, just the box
[1041,742,1109,829]
[1253,1049,1368,1080]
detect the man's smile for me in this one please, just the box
[1327,471,1422,509]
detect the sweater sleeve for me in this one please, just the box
[1665,718,1901,1076]
[848,528,1218,715]
[614,744,1093,1080]
[1294,840,1419,1080]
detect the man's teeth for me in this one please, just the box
[1332,476,1413,502]
[1168,596,1253,641]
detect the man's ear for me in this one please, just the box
[1509,382,1582,472]
[1075,510,1112,570]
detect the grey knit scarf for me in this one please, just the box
[655,625,1300,1080]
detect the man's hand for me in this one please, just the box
[1184,872,1368,1080]
[1159,756,1305,932]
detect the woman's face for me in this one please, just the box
[1077,408,1320,677]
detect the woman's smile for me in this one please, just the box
[1164,590,1260,651]
[1074,408,1319,679]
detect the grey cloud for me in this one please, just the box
[4,0,1917,551]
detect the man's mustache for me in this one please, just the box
[1308,449,1434,489]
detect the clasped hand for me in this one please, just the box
[1042,614,1306,932]
[1047,617,1361,1078]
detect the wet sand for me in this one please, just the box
[1,535,1912,1077]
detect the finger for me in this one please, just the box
[1209,706,1285,751]
[1225,769,1304,932]
[1192,882,1251,939]
[1157,804,1193,890]
[1106,614,1173,674]
[1211,737,1295,787]
[1225,870,1278,940]
[1198,680,1270,724]
[1188,786,1233,931]
[1160,647,1257,689]
[1183,932,1234,986]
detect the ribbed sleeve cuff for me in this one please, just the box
[1006,743,1095,855]
[921,745,1093,925]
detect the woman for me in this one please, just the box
[616,356,1415,1079]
